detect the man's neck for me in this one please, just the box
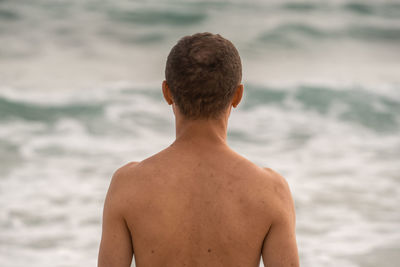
[173,116,229,148]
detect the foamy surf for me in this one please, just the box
[1,0,400,266]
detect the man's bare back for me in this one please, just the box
[98,33,298,267]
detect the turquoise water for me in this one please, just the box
[1,1,400,266]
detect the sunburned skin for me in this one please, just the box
[98,81,299,267]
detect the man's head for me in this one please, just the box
[164,32,243,119]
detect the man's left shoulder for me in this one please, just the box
[113,161,140,179]
[108,161,140,195]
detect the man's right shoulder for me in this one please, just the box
[259,167,296,222]
[261,167,290,189]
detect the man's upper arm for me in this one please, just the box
[98,167,134,267]
[261,170,299,267]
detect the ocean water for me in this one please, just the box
[1,0,400,266]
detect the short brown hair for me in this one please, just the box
[165,32,242,119]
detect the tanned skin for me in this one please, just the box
[98,82,299,267]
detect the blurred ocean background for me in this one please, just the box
[1,0,400,266]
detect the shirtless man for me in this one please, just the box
[98,32,299,267]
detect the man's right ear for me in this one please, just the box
[162,81,174,105]
[232,84,244,108]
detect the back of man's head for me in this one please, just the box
[165,32,242,119]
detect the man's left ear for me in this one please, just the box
[232,84,244,108]
[162,80,174,105]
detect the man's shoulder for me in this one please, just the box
[107,161,143,195]
[115,161,139,173]
[238,160,293,204]
[228,151,292,198]
[255,166,291,195]
[110,150,168,187]
[112,161,140,181]
[260,167,295,216]
[261,167,290,189]
[232,152,289,188]
[106,160,154,212]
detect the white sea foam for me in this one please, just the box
[1,0,400,266]
[1,80,399,266]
